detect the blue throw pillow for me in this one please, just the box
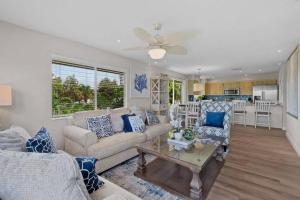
[87,114,114,139]
[128,116,146,133]
[121,114,136,132]
[26,127,57,153]
[204,112,225,128]
[145,111,160,126]
[75,157,104,194]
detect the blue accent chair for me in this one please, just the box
[196,101,233,153]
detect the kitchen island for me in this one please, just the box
[233,103,283,129]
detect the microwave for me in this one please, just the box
[224,88,240,95]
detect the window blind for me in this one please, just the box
[52,61,125,117]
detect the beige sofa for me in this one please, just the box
[63,107,172,173]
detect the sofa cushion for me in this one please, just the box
[128,116,145,133]
[75,157,104,194]
[87,133,146,160]
[110,113,124,133]
[121,114,136,132]
[73,110,107,129]
[130,106,146,122]
[0,150,90,200]
[87,114,114,139]
[26,127,57,153]
[0,126,31,152]
[144,123,172,140]
[145,111,160,126]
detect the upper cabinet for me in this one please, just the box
[205,79,277,95]
[205,82,224,95]
[239,81,253,95]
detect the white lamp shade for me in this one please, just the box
[193,82,205,92]
[0,85,12,106]
[148,48,166,60]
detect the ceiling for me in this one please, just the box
[0,0,300,79]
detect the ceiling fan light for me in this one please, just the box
[148,48,166,60]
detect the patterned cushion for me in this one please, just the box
[130,106,146,122]
[87,114,114,139]
[121,114,136,132]
[75,157,104,194]
[128,116,146,133]
[145,111,159,126]
[26,127,57,153]
[197,126,229,145]
[73,110,106,129]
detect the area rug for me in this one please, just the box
[100,155,182,200]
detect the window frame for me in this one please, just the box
[51,60,126,118]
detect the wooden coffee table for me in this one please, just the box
[134,135,224,200]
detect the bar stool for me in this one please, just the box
[254,100,271,130]
[186,102,200,129]
[232,100,247,127]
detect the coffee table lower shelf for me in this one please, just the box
[134,157,224,200]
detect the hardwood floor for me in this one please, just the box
[207,125,300,200]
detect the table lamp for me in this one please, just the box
[0,85,12,130]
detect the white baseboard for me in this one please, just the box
[286,132,300,157]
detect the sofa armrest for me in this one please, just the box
[157,115,169,124]
[63,125,98,147]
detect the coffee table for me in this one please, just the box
[134,134,225,200]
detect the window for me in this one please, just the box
[52,61,125,117]
[169,79,183,104]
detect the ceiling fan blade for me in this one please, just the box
[164,31,198,44]
[164,46,188,55]
[134,27,157,44]
[122,46,148,51]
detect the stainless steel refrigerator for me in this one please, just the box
[253,85,278,103]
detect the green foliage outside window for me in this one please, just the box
[169,80,182,104]
[52,74,124,117]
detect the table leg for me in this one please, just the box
[137,150,146,173]
[190,168,203,200]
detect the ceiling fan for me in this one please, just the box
[124,23,197,60]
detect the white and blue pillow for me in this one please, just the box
[87,114,114,139]
[145,111,160,126]
[128,116,146,133]
[121,114,136,132]
[26,127,57,153]
[75,157,104,194]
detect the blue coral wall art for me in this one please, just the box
[134,74,147,93]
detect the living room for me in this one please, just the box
[1,1,300,200]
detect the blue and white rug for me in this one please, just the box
[100,155,182,200]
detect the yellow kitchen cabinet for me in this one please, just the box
[239,81,253,95]
[252,79,277,86]
[187,80,194,95]
[205,83,223,95]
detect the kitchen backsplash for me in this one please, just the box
[204,95,252,102]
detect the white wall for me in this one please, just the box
[0,21,185,149]
[282,45,300,156]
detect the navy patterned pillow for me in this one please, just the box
[87,114,114,139]
[145,111,160,126]
[75,157,104,194]
[128,116,146,133]
[26,127,57,153]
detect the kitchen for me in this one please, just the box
[187,79,284,129]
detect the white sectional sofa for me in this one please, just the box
[63,107,172,173]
